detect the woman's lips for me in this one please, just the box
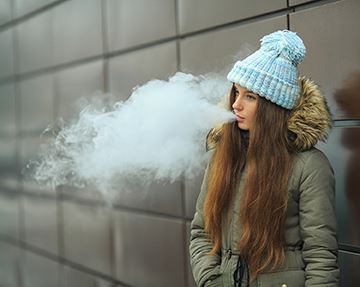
[236,115,245,122]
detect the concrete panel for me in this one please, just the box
[0,83,16,136]
[22,251,61,287]
[52,0,103,65]
[0,241,20,287]
[0,28,14,78]
[63,201,112,276]
[317,127,360,247]
[23,194,58,254]
[17,11,53,73]
[290,0,360,119]
[106,0,176,52]
[0,191,19,239]
[55,60,104,120]
[339,250,360,287]
[180,15,287,74]
[114,211,185,287]
[19,74,54,134]
[108,42,177,100]
[178,0,286,34]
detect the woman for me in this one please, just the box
[189,30,339,286]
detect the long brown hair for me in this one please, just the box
[204,85,294,280]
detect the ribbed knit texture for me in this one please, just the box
[227,30,306,109]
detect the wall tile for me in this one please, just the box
[52,0,103,66]
[17,0,103,73]
[113,179,183,217]
[339,251,360,287]
[0,138,16,179]
[178,0,286,34]
[0,82,16,136]
[0,0,12,25]
[15,0,56,17]
[289,0,317,6]
[0,241,20,287]
[63,201,112,276]
[19,74,54,134]
[64,267,113,287]
[290,0,360,119]
[0,28,14,78]
[19,136,56,195]
[114,211,185,287]
[0,191,19,239]
[180,15,287,74]
[55,60,104,120]
[22,251,62,287]
[17,11,53,73]
[106,0,176,52]
[317,127,360,247]
[61,184,106,204]
[23,194,58,254]
[108,42,177,100]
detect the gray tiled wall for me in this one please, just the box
[0,241,20,287]
[180,15,287,74]
[23,194,59,254]
[106,0,176,51]
[0,1,12,25]
[0,83,16,135]
[290,0,360,119]
[63,201,113,276]
[0,28,14,78]
[178,0,286,34]
[0,0,359,286]
[108,42,177,100]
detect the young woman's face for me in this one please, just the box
[232,83,259,131]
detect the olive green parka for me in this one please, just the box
[189,78,339,287]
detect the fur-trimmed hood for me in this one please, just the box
[206,77,332,151]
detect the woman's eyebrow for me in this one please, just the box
[233,84,257,96]
[246,91,256,95]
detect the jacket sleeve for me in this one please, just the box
[189,163,222,287]
[299,149,339,286]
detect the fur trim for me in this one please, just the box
[206,77,332,151]
[206,125,222,151]
[288,77,332,151]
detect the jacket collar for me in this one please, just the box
[288,77,331,151]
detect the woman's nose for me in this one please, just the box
[232,97,243,111]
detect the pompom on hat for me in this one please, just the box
[227,30,306,109]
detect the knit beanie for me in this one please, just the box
[227,30,306,109]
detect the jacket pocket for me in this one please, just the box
[257,269,305,287]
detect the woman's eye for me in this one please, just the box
[246,94,256,100]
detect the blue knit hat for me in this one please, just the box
[227,30,306,109]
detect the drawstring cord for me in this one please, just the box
[233,256,250,287]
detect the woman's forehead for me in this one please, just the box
[233,83,253,93]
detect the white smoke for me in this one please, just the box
[31,72,235,191]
